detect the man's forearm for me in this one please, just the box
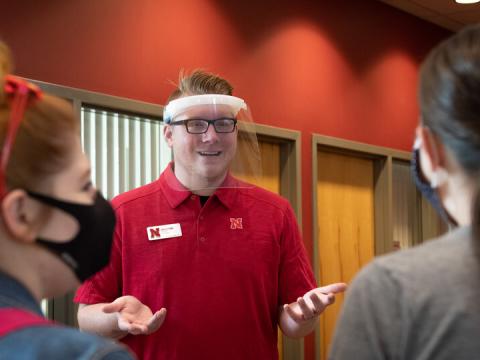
[77,303,127,340]
[278,306,319,338]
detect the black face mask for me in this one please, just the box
[411,142,457,227]
[26,190,116,282]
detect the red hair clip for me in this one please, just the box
[0,76,43,197]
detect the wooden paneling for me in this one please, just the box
[316,151,375,360]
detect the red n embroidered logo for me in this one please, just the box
[230,218,243,229]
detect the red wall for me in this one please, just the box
[0,0,449,358]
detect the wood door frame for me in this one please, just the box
[29,78,163,120]
[253,123,302,225]
[312,134,410,359]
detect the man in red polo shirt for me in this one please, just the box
[75,70,346,360]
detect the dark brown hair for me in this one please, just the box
[419,24,480,239]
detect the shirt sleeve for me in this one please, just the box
[278,202,317,305]
[74,217,123,304]
[328,261,403,360]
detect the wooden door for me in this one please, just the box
[316,151,375,360]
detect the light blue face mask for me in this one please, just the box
[410,138,457,227]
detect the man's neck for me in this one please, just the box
[173,166,228,196]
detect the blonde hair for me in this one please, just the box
[0,41,78,193]
[167,69,233,102]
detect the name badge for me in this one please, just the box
[147,223,182,241]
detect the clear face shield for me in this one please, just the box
[163,94,262,192]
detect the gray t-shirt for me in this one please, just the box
[329,226,480,360]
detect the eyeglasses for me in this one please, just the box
[169,118,237,134]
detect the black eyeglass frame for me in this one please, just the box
[169,118,237,134]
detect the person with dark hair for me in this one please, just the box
[0,42,134,359]
[329,24,480,360]
[75,69,346,360]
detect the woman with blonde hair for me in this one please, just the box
[0,42,134,359]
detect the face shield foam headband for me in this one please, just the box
[163,94,247,124]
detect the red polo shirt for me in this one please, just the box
[75,164,316,360]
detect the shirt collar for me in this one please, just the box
[159,162,192,209]
[0,271,42,314]
[213,173,241,209]
[160,162,239,209]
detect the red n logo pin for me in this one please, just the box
[230,218,243,229]
[149,228,161,239]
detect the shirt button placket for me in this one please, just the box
[198,212,206,245]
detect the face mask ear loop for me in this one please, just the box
[415,123,458,228]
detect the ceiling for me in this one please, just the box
[378,0,480,31]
